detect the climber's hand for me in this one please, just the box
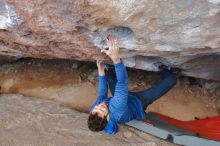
[96,60,105,76]
[101,35,120,64]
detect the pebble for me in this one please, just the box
[123,131,132,138]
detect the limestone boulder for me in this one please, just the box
[0,0,220,80]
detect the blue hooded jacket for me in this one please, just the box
[89,61,146,135]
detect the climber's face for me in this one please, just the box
[92,102,109,121]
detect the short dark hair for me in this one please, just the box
[88,113,107,132]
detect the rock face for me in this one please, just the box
[0,0,220,80]
[0,59,219,119]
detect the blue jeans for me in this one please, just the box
[106,69,177,109]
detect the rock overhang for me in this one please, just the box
[0,0,219,81]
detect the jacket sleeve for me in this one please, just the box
[98,75,108,98]
[89,75,108,112]
[104,118,119,135]
[109,61,128,120]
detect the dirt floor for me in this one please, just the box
[0,93,178,146]
[0,58,219,146]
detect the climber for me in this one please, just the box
[87,35,177,135]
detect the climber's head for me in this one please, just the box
[88,102,109,132]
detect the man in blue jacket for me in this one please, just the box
[88,35,177,135]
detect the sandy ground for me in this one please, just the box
[0,94,177,146]
[0,58,219,145]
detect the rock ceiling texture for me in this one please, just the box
[0,0,220,81]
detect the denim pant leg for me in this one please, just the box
[133,70,177,109]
